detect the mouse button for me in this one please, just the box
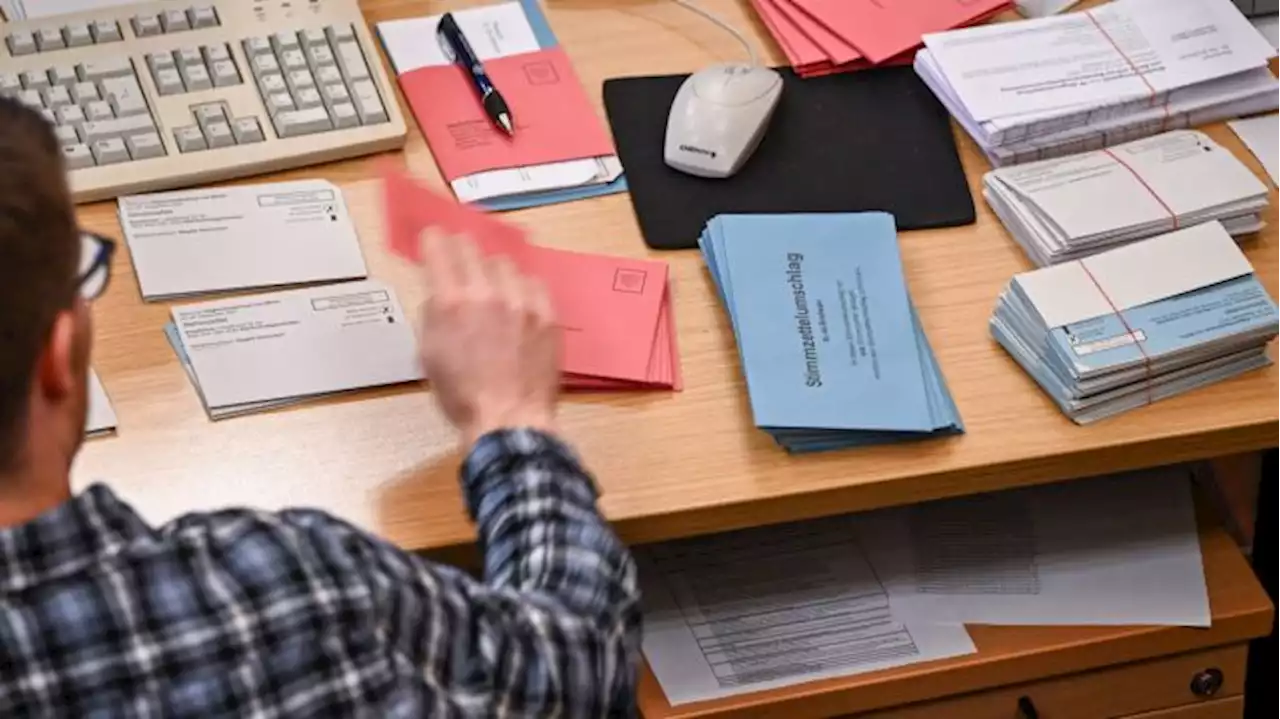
[694,69,779,106]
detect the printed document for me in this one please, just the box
[85,369,116,435]
[1229,113,1279,184]
[119,180,367,300]
[376,3,621,203]
[856,469,1211,626]
[638,517,975,705]
[171,281,421,415]
[923,0,1277,121]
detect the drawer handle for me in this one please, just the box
[1016,696,1040,719]
[1190,668,1225,698]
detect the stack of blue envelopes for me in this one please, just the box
[699,212,964,453]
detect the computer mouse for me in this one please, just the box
[663,63,783,179]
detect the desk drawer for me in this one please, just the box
[855,646,1246,719]
[1124,696,1244,719]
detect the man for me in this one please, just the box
[0,97,640,716]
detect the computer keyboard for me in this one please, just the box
[0,0,406,203]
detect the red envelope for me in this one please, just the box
[384,170,681,391]
[792,0,1010,64]
[399,46,616,181]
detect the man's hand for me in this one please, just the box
[419,232,560,447]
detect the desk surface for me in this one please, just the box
[71,0,1279,553]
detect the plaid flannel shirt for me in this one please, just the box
[0,429,640,718]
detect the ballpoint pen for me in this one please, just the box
[437,12,515,137]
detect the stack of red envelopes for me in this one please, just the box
[750,0,1011,78]
[384,170,682,391]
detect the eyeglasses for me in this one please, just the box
[77,233,116,301]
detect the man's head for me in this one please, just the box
[0,97,90,484]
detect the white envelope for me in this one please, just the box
[172,281,422,411]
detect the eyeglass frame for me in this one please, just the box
[77,233,116,301]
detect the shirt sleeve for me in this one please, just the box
[297,429,641,717]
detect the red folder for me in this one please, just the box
[384,170,681,391]
[791,0,1011,64]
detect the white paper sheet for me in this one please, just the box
[857,469,1211,627]
[376,2,619,202]
[118,180,368,300]
[85,369,116,435]
[1229,113,1280,185]
[638,517,976,705]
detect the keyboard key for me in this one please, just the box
[36,28,66,51]
[0,73,21,95]
[70,81,99,104]
[307,46,336,69]
[180,64,213,92]
[20,70,49,90]
[126,131,166,159]
[81,114,155,143]
[350,80,387,124]
[329,102,358,129]
[326,24,356,45]
[174,48,204,68]
[299,28,329,48]
[174,126,207,152]
[193,103,226,128]
[42,86,72,108]
[54,125,80,146]
[100,76,149,117]
[272,31,301,54]
[273,107,332,137]
[210,60,241,87]
[203,44,232,64]
[266,92,294,114]
[62,143,95,169]
[91,21,123,44]
[16,89,43,110]
[334,41,371,83]
[56,104,86,126]
[252,54,280,76]
[280,49,307,72]
[6,32,37,57]
[295,87,323,109]
[286,69,315,93]
[161,9,191,33]
[132,15,162,37]
[243,37,273,57]
[316,65,343,87]
[190,6,219,29]
[259,73,286,95]
[322,83,350,105]
[78,58,133,82]
[148,52,177,72]
[231,117,264,143]
[91,137,130,165]
[64,24,93,48]
[205,121,234,148]
[153,68,185,95]
[84,100,113,121]
[40,108,57,125]
[48,65,78,87]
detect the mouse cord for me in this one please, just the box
[670,0,759,67]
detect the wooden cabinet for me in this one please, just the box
[638,519,1272,719]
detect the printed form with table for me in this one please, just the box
[18,0,1276,715]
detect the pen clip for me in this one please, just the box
[437,28,456,63]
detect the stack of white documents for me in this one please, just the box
[985,130,1270,266]
[990,222,1278,423]
[164,281,422,419]
[917,0,1279,166]
[86,369,117,436]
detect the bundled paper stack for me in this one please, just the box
[747,0,1009,78]
[916,0,1279,166]
[991,222,1278,424]
[985,130,1270,266]
[699,213,962,453]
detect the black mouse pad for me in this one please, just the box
[603,66,975,250]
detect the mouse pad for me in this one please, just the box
[603,66,975,250]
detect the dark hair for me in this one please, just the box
[0,98,79,469]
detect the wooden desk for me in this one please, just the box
[71,0,1278,560]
